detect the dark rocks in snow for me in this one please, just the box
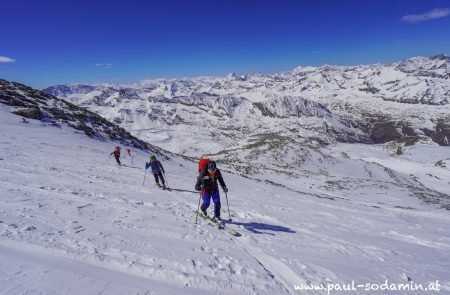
[434,159,447,168]
[13,107,43,120]
[253,102,277,118]
[359,82,380,94]
[430,53,449,61]
[432,118,450,146]
[369,120,403,143]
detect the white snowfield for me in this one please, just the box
[1,106,450,295]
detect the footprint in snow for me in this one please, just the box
[23,225,37,231]
[74,227,86,234]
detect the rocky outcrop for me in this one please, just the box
[432,117,450,146]
[0,79,165,154]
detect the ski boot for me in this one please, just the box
[201,209,207,217]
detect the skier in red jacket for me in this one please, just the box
[110,146,121,165]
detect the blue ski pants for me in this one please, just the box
[200,189,221,217]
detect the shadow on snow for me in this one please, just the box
[169,188,199,194]
[227,220,296,236]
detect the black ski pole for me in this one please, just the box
[143,168,147,186]
[195,191,202,224]
[225,191,231,221]
[163,171,169,188]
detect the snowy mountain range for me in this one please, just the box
[44,54,450,159]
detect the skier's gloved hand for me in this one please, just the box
[195,185,201,191]
[223,187,228,193]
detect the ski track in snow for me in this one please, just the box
[1,106,450,294]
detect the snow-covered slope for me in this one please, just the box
[1,84,450,293]
[44,54,450,159]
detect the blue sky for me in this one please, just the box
[1,0,450,88]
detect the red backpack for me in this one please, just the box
[198,156,211,172]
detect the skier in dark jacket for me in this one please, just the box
[110,146,121,165]
[195,162,228,220]
[148,155,166,189]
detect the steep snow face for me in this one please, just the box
[44,55,450,159]
[1,105,450,294]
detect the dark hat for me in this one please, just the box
[207,162,216,169]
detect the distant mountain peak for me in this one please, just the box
[431,53,449,60]
[226,72,238,79]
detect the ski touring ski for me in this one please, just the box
[156,184,171,191]
[195,211,241,237]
